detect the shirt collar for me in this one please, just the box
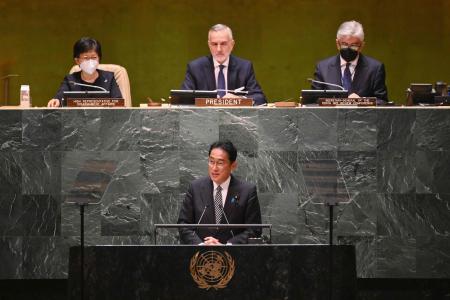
[213,176,231,191]
[340,55,359,67]
[213,57,230,69]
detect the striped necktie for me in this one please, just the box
[214,185,223,224]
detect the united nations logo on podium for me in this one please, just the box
[189,250,235,290]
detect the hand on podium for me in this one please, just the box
[203,236,223,245]
[48,98,60,107]
[223,93,242,99]
[348,93,360,98]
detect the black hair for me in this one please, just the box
[73,37,102,60]
[208,140,237,162]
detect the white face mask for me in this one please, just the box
[79,59,98,75]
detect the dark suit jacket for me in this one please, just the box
[54,70,122,105]
[181,55,267,105]
[313,54,388,100]
[177,175,262,244]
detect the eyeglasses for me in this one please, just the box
[338,43,361,51]
[78,55,99,61]
[208,159,228,168]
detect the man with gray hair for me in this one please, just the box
[181,24,266,105]
[312,20,388,101]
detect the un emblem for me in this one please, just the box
[189,250,236,290]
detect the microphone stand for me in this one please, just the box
[71,200,101,300]
[304,159,352,300]
[1,74,20,105]
[307,78,346,90]
[79,203,86,300]
[325,198,338,300]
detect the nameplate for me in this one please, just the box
[195,98,253,107]
[274,102,298,108]
[67,98,125,107]
[318,97,377,107]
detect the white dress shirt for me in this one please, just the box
[340,55,359,81]
[213,176,231,207]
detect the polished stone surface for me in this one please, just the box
[0,107,449,279]
[68,245,356,300]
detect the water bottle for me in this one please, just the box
[20,85,31,108]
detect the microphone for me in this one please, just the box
[69,80,107,92]
[191,205,209,238]
[216,86,249,95]
[218,204,234,238]
[307,78,345,91]
[197,205,208,225]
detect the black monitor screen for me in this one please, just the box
[301,90,348,105]
[409,83,435,105]
[170,90,218,105]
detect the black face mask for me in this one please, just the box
[340,48,359,62]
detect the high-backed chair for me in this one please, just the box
[69,64,132,107]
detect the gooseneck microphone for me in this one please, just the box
[191,205,209,238]
[69,81,107,92]
[307,78,346,91]
[216,86,249,95]
[197,205,208,225]
[219,204,235,238]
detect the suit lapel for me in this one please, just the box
[200,178,215,224]
[204,56,216,90]
[227,55,237,90]
[352,54,368,93]
[223,175,239,222]
[328,55,342,86]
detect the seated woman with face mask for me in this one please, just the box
[47,37,122,107]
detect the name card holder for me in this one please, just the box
[274,101,298,107]
[195,98,253,107]
[318,97,377,107]
[67,98,125,107]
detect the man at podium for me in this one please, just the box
[181,24,267,106]
[312,20,388,101]
[177,140,262,245]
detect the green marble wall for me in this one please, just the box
[0,0,448,106]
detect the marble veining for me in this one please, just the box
[0,107,449,279]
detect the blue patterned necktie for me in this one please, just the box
[342,62,352,92]
[217,65,226,98]
[214,185,223,224]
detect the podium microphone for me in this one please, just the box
[216,86,249,95]
[219,204,234,238]
[307,78,345,91]
[69,81,107,92]
[197,205,208,224]
[190,205,209,238]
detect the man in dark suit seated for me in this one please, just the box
[177,140,262,245]
[181,24,267,106]
[312,20,388,102]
